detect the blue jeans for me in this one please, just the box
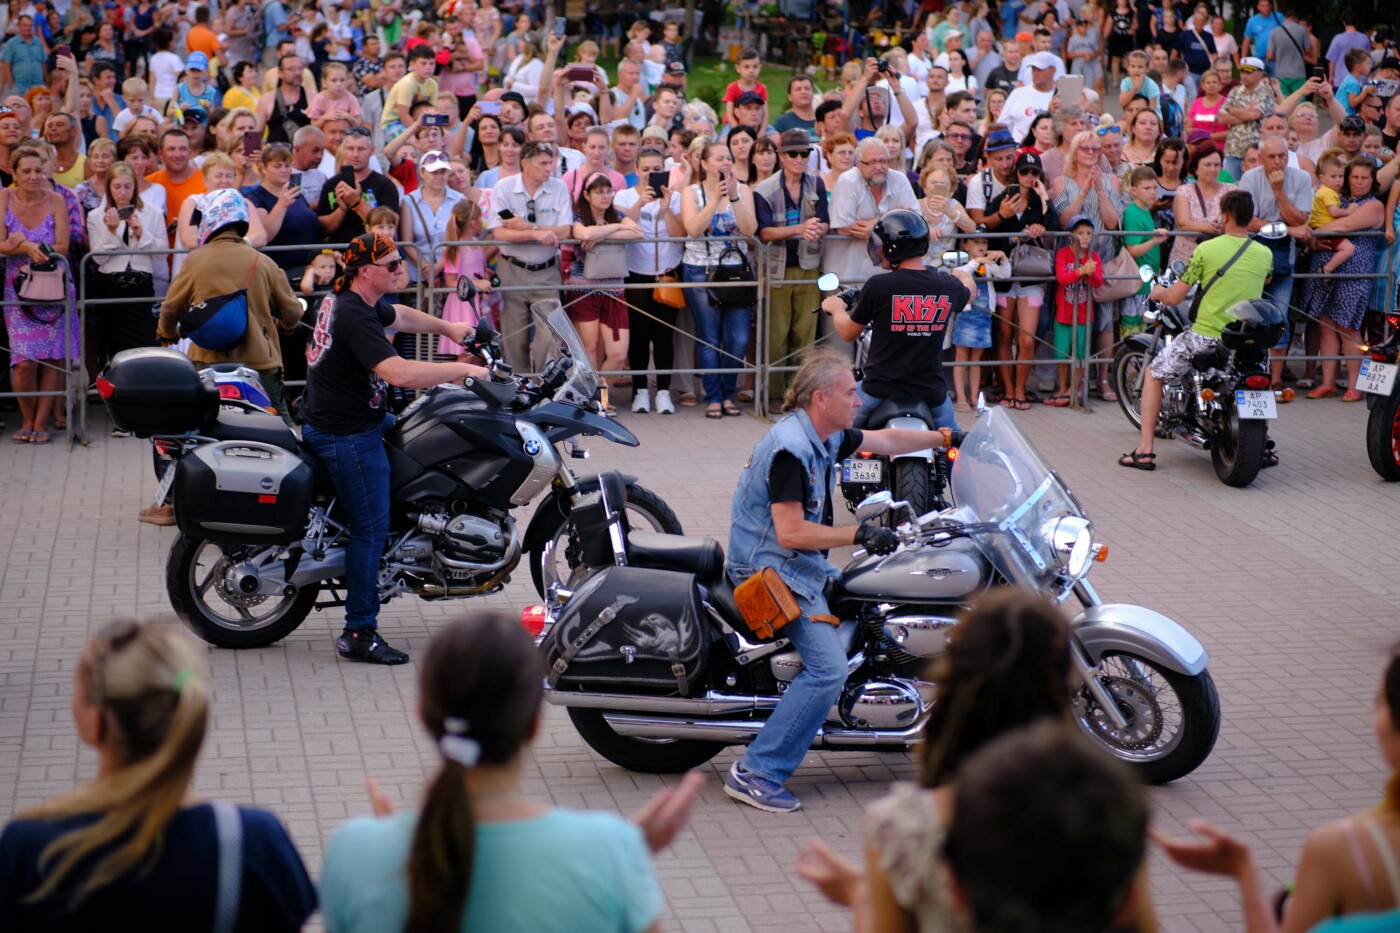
[742,592,847,785]
[301,413,394,631]
[855,382,957,430]
[1263,273,1295,349]
[682,263,751,405]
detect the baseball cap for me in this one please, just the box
[1014,151,1043,174]
[1068,213,1095,231]
[183,106,207,124]
[1340,115,1366,133]
[983,127,1017,151]
[665,61,687,75]
[1025,51,1058,70]
[186,51,209,72]
[1239,56,1265,72]
[1015,30,1033,42]
[420,149,451,172]
[777,129,811,153]
[944,29,962,39]
[735,90,764,107]
[1186,128,1212,145]
[500,91,527,107]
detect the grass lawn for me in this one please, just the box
[595,55,804,116]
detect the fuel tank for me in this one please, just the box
[839,537,991,603]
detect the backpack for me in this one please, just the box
[1159,91,1184,140]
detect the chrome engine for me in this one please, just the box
[380,507,521,596]
[838,678,932,730]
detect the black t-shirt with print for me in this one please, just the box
[850,267,971,406]
[315,170,401,245]
[300,289,398,435]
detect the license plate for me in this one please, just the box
[1356,359,1398,396]
[1234,389,1277,419]
[154,456,178,505]
[841,457,883,484]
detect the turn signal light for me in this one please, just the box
[1093,544,1109,563]
[519,605,547,638]
[1200,388,1216,402]
[95,375,114,399]
[1279,388,1295,402]
[947,447,959,461]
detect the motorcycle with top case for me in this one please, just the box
[532,404,1221,786]
[99,297,683,648]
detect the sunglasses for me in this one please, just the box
[526,197,536,223]
[782,149,811,158]
[375,259,403,273]
[946,132,972,141]
[345,126,373,138]
[1096,126,1122,136]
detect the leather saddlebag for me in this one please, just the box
[543,566,708,696]
[733,568,801,641]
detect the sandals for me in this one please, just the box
[1118,451,1156,471]
[1098,380,1118,402]
[705,404,723,419]
[721,402,744,417]
[28,431,51,444]
[1044,395,1071,407]
[1261,449,1279,469]
[736,390,754,402]
[1305,386,1337,399]
[1295,378,1317,390]
[11,429,33,443]
[1341,389,1364,403]
[954,401,972,412]
[679,393,699,407]
[1013,398,1031,411]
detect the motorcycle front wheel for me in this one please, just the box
[567,708,726,773]
[167,535,321,648]
[1365,389,1400,481]
[1074,652,1220,785]
[1210,409,1265,487]
[1112,343,1147,429]
[529,482,684,598]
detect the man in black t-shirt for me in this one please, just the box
[315,128,400,245]
[823,210,973,430]
[300,233,489,665]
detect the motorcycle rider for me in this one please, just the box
[1119,189,1275,472]
[299,232,491,664]
[822,209,975,430]
[724,349,953,812]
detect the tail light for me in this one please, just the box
[858,451,874,458]
[1373,350,1396,363]
[1242,374,1271,390]
[96,375,115,399]
[217,384,246,400]
[1388,314,1400,330]
[519,605,547,638]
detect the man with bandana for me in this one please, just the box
[299,233,490,665]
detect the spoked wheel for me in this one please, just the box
[1210,409,1265,487]
[567,707,726,773]
[167,535,320,648]
[1112,344,1147,428]
[1365,389,1400,481]
[529,482,683,598]
[1074,652,1220,785]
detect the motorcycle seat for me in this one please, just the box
[865,396,935,430]
[1191,347,1229,372]
[705,574,745,629]
[627,531,725,584]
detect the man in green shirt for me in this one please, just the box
[1119,189,1274,471]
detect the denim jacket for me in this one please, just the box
[726,408,843,601]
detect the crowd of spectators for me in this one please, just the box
[0,0,1393,436]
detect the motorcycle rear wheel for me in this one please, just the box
[528,482,683,598]
[1365,389,1400,481]
[567,707,726,773]
[1074,652,1220,785]
[1112,344,1147,429]
[168,535,320,648]
[1210,410,1265,487]
[891,458,930,517]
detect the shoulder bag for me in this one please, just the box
[1187,237,1253,324]
[211,802,244,933]
[653,240,685,308]
[16,255,67,322]
[181,257,258,352]
[1009,240,1054,278]
[1094,247,1146,302]
[699,186,756,308]
[582,236,629,279]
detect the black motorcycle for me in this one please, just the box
[1362,312,1400,481]
[1111,257,1285,488]
[100,302,682,648]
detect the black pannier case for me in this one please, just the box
[172,441,314,545]
[544,566,708,696]
[100,348,213,437]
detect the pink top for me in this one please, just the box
[1187,97,1225,136]
[437,247,488,355]
[304,90,364,121]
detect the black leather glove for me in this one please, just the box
[855,522,900,555]
[948,430,966,448]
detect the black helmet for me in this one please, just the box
[1218,298,1285,350]
[867,209,930,266]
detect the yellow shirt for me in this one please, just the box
[381,75,438,128]
[1309,185,1341,229]
[52,152,85,190]
[223,85,262,113]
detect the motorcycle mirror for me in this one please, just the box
[1138,265,1155,284]
[456,275,477,303]
[817,272,841,292]
[1169,260,1187,275]
[1258,221,1288,240]
[853,490,894,521]
[940,250,970,267]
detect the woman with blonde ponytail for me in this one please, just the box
[0,620,315,931]
[322,611,692,933]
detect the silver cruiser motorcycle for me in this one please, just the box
[534,404,1220,785]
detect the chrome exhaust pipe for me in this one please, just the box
[545,690,781,715]
[600,712,925,749]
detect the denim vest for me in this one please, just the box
[752,171,823,281]
[727,408,843,601]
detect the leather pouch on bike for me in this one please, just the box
[733,568,801,641]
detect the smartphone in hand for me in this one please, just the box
[648,171,670,194]
[243,130,260,155]
[117,205,135,220]
[554,16,566,37]
[289,172,302,188]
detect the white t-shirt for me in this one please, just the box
[906,52,933,94]
[1000,85,1055,141]
[111,105,164,135]
[1017,54,1067,86]
[150,51,185,101]
[613,187,683,273]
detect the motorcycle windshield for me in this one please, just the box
[947,407,1087,585]
[531,301,600,404]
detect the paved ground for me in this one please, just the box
[1,387,1396,932]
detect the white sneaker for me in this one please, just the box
[654,390,676,415]
[632,389,650,413]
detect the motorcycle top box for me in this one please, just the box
[172,441,315,545]
[99,348,215,438]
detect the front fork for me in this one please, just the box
[1069,579,1132,730]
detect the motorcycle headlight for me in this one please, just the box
[1046,516,1093,579]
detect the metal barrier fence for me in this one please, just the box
[13,226,1396,444]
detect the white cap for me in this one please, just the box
[1240,56,1266,72]
[1025,51,1058,70]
